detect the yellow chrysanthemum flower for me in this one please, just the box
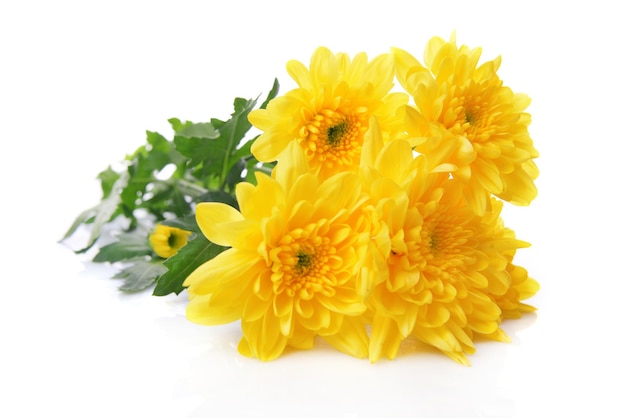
[360,133,538,365]
[392,34,539,215]
[149,224,192,258]
[248,46,408,180]
[492,260,540,319]
[183,143,377,361]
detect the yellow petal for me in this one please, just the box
[310,46,337,87]
[375,139,414,184]
[360,117,384,169]
[323,316,368,359]
[195,202,243,246]
[286,59,312,90]
[274,140,310,192]
[186,293,242,326]
[241,314,288,361]
[369,314,403,362]
[183,248,259,293]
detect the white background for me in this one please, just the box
[1,1,624,417]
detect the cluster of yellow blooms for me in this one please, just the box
[183,35,539,364]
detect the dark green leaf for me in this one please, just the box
[120,135,172,211]
[259,78,279,110]
[173,97,259,187]
[197,190,239,209]
[244,159,275,185]
[153,235,227,296]
[114,258,168,292]
[232,136,253,161]
[225,157,246,190]
[93,227,152,263]
[161,215,200,233]
[139,182,192,220]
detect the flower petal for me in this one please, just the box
[195,202,244,247]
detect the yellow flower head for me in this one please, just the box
[360,133,538,364]
[149,224,192,259]
[393,34,539,215]
[249,47,408,179]
[183,143,377,361]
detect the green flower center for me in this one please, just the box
[465,111,477,126]
[326,121,348,146]
[295,251,314,274]
[168,232,185,250]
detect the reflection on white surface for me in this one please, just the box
[5,236,620,418]
[2,241,542,418]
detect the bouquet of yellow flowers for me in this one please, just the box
[63,34,539,364]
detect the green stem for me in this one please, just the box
[157,178,208,198]
[255,165,273,175]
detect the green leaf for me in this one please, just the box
[62,172,128,253]
[64,80,281,291]
[161,215,200,234]
[173,97,259,187]
[259,78,280,110]
[139,182,191,219]
[114,258,168,292]
[93,227,152,263]
[121,146,171,211]
[173,133,227,168]
[169,118,219,139]
[153,235,227,296]
[146,130,170,152]
[97,166,121,198]
[197,190,239,208]
[225,157,247,190]
[61,206,96,242]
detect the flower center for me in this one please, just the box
[441,82,499,144]
[421,211,472,273]
[464,110,478,126]
[326,120,348,146]
[295,250,314,274]
[168,231,185,249]
[300,108,369,169]
[269,221,338,298]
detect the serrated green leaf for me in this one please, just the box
[120,134,172,212]
[139,182,191,220]
[209,117,225,130]
[93,227,152,263]
[97,166,121,198]
[146,130,170,152]
[64,80,282,292]
[173,134,226,168]
[114,258,168,292]
[226,80,279,173]
[171,120,219,140]
[174,97,259,188]
[153,235,226,296]
[221,97,257,150]
[60,206,96,242]
[65,172,128,253]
